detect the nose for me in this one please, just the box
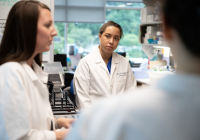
[52,26,57,36]
[109,38,114,44]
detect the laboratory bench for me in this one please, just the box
[132,67,175,86]
[52,67,174,115]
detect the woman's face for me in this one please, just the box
[99,26,121,54]
[35,8,57,53]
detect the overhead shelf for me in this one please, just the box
[142,43,169,48]
[139,23,163,44]
[140,1,167,49]
[140,21,162,26]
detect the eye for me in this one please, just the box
[45,24,51,28]
[105,35,109,38]
[45,22,52,28]
[115,37,119,41]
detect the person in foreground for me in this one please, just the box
[65,0,200,139]
[0,1,74,140]
[74,21,136,109]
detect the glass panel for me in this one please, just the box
[106,9,148,59]
[67,23,102,51]
[106,2,145,8]
[54,22,66,54]
[67,23,102,68]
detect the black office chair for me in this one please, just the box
[116,52,126,57]
[63,73,74,89]
[62,73,77,108]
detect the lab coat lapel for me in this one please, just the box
[32,60,48,84]
[94,47,110,75]
[20,60,48,83]
[110,52,120,79]
[99,62,109,75]
[20,61,38,81]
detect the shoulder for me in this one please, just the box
[78,49,97,66]
[67,87,169,139]
[82,49,97,61]
[75,57,91,73]
[113,52,130,68]
[0,62,24,73]
[88,86,166,118]
[83,86,166,126]
[0,62,25,82]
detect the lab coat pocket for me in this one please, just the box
[116,75,127,82]
[116,75,126,93]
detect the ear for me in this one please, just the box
[99,34,102,40]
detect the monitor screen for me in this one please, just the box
[116,52,126,57]
[54,54,67,67]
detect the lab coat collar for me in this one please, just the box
[20,60,48,83]
[94,47,104,63]
[94,47,120,78]
[94,47,120,64]
[112,52,120,64]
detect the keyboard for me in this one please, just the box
[48,74,61,82]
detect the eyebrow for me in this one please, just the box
[105,33,120,38]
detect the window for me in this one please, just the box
[54,22,66,54]
[54,1,149,67]
[67,23,102,51]
[54,22,102,68]
[54,22,102,54]
[106,2,147,59]
[106,2,145,8]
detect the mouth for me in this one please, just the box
[107,46,113,50]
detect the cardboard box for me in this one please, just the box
[147,15,154,22]
[141,6,155,23]
[149,60,166,69]
[144,38,149,44]
[145,33,156,39]
[158,41,163,45]
[147,26,157,34]
[157,31,164,35]
[158,36,163,41]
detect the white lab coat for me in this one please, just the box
[0,61,56,140]
[74,47,136,109]
[66,73,200,140]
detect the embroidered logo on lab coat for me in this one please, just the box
[117,72,127,76]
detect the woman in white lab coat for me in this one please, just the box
[0,1,73,140]
[66,1,200,140]
[74,21,136,109]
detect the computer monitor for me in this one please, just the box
[54,54,67,67]
[116,52,126,57]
